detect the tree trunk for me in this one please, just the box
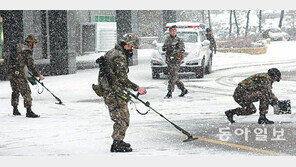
[245,10,251,36]
[233,10,240,37]
[279,10,285,28]
[201,10,205,23]
[229,10,232,37]
[259,10,262,33]
[207,10,212,30]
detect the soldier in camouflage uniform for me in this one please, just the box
[163,25,188,99]
[225,68,282,124]
[205,28,217,55]
[96,33,147,152]
[7,34,44,118]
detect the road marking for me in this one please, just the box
[142,127,292,156]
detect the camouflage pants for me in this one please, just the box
[232,86,270,116]
[9,75,32,108]
[104,92,130,141]
[167,64,184,92]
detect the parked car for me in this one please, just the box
[150,22,213,79]
[262,28,290,41]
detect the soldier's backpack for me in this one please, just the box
[92,56,108,97]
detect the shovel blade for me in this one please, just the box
[183,136,198,142]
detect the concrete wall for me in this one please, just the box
[23,11,44,59]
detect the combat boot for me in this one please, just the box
[120,140,131,147]
[164,91,172,99]
[179,88,188,97]
[258,115,274,124]
[110,140,132,153]
[13,106,21,116]
[26,107,40,118]
[225,109,235,123]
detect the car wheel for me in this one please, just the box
[196,57,205,78]
[152,72,160,79]
[205,55,213,74]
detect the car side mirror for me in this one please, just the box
[152,40,158,47]
[201,40,210,46]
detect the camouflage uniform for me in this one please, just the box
[232,73,279,116]
[99,44,139,141]
[163,35,185,92]
[206,34,216,54]
[7,43,40,108]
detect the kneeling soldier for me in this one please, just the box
[225,68,281,124]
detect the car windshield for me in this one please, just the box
[158,32,198,43]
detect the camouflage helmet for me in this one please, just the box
[122,33,140,49]
[268,68,281,82]
[206,28,212,33]
[25,34,38,43]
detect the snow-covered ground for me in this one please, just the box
[0,41,296,156]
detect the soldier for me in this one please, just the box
[95,33,147,152]
[163,25,188,99]
[205,28,217,55]
[225,68,282,124]
[7,34,44,118]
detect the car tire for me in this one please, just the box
[152,72,160,79]
[196,57,205,78]
[205,55,213,74]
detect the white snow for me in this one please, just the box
[0,41,296,156]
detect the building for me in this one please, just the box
[0,10,186,80]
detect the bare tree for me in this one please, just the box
[208,10,212,30]
[279,10,285,28]
[229,10,233,37]
[259,10,262,33]
[233,10,240,37]
[201,10,205,23]
[245,10,251,36]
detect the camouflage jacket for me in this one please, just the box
[7,43,40,78]
[162,35,185,64]
[98,44,139,93]
[238,73,279,106]
[206,34,216,53]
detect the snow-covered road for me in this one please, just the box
[0,41,296,156]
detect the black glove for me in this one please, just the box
[162,45,167,52]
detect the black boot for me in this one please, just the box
[179,88,188,97]
[13,106,21,116]
[110,140,132,153]
[225,109,235,123]
[258,114,274,124]
[120,140,131,148]
[26,107,40,118]
[164,91,172,99]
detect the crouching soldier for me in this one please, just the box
[225,68,282,124]
[7,34,44,118]
[93,33,147,152]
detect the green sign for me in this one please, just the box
[94,15,116,22]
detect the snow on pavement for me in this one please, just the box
[0,41,296,156]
